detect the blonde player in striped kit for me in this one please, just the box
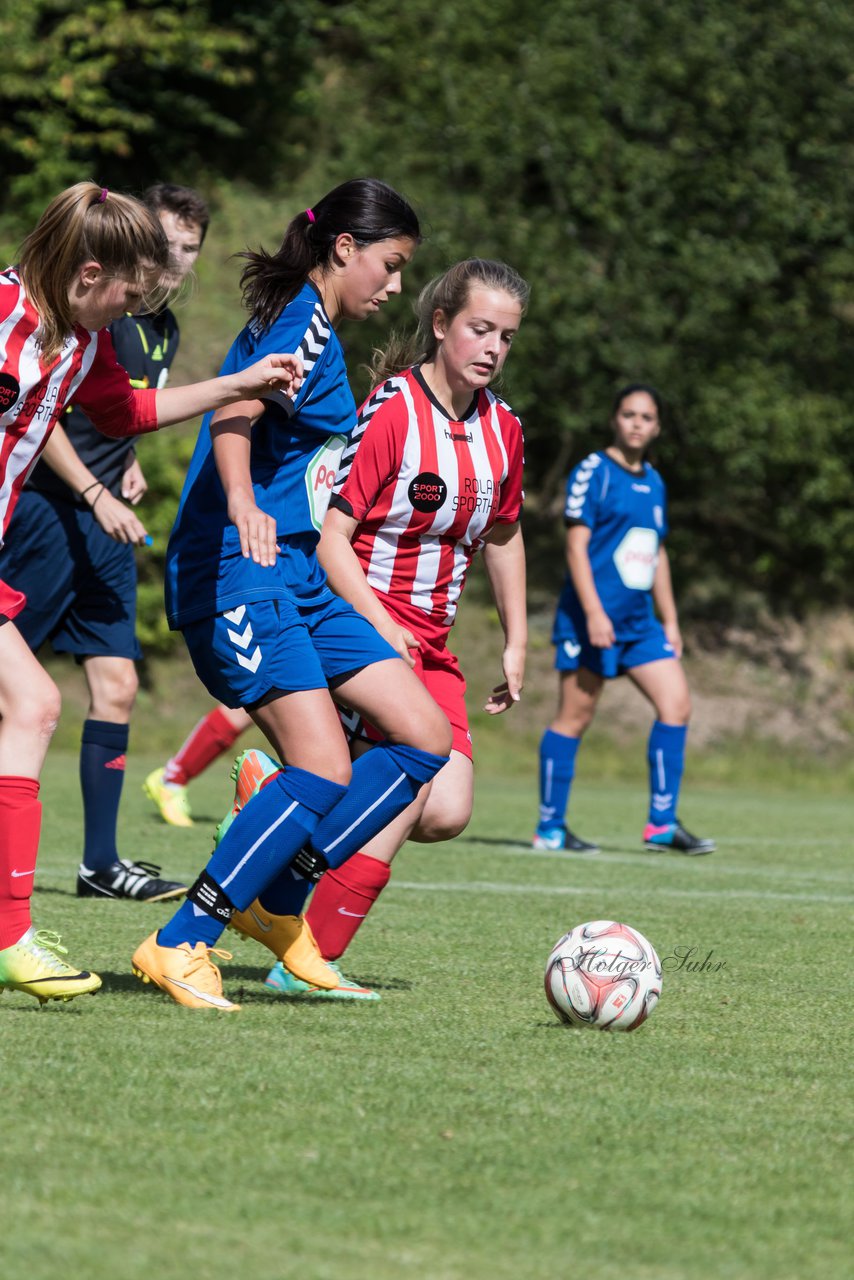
[0,182,301,1004]
[264,258,529,997]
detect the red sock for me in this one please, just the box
[164,708,244,785]
[0,776,41,950]
[306,852,391,961]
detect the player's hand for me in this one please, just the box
[121,456,147,505]
[89,488,150,546]
[664,620,683,659]
[231,354,304,402]
[484,643,525,714]
[377,620,420,668]
[585,607,615,648]
[228,494,279,566]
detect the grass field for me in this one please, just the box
[2,747,850,1280]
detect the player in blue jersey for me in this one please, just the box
[534,384,714,856]
[132,179,452,1010]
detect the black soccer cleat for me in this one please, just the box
[76,859,188,902]
[643,821,715,856]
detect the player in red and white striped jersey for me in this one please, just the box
[264,259,530,992]
[0,181,301,1003]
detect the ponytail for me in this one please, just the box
[240,178,420,331]
[18,181,169,360]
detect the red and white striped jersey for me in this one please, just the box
[0,269,158,545]
[331,366,524,644]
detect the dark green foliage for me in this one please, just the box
[313,0,854,612]
[2,0,854,630]
[0,0,317,223]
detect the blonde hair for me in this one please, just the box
[17,181,170,360]
[370,258,529,384]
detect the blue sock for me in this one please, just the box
[538,729,580,829]
[311,741,448,870]
[80,720,128,871]
[647,722,687,825]
[157,766,347,949]
[259,741,447,917]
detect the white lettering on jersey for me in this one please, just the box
[305,433,347,531]
[613,526,659,590]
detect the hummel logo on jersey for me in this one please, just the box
[444,428,472,443]
[223,605,262,673]
[632,482,651,493]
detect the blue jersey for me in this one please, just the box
[165,282,354,629]
[554,450,668,637]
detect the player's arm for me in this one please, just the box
[567,523,614,648]
[209,399,279,567]
[154,356,302,428]
[318,508,419,666]
[481,521,527,713]
[38,423,149,546]
[77,331,302,439]
[652,545,682,658]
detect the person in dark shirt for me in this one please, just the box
[0,184,210,901]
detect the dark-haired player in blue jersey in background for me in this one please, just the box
[132,179,451,1011]
[534,384,714,856]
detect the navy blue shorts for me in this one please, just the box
[181,587,400,709]
[554,615,676,679]
[0,489,140,660]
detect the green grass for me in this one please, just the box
[3,749,850,1280]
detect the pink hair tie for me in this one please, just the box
[305,208,315,224]
[98,187,109,203]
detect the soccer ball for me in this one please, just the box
[544,920,662,1031]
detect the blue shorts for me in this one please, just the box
[554,616,676,679]
[0,489,140,660]
[181,587,400,709]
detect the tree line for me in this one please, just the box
[2,0,853,643]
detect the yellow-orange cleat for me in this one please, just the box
[230,901,339,990]
[131,931,240,1010]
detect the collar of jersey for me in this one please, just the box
[411,364,479,424]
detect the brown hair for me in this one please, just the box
[17,181,169,360]
[144,183,211,244]
[370,258,530,384]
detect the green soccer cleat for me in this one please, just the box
[214,748,282,848]
[143,767,193,828]
[264,959,380,1002]
[0,928,102,1004]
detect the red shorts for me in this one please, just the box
[339,642,472,759]
[0,578,26,624]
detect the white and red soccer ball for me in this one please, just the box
[545,920,662,1031]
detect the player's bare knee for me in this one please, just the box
[15,681,62,741]
[416,809,470,842]
[99,667,139,719]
